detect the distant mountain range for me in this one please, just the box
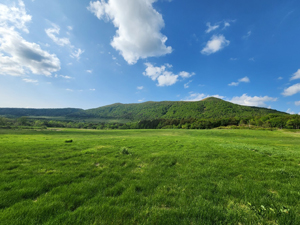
[0,97,286,121]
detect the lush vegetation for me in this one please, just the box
[1,113,299,130]
[68,97,286,121]
[0,129,299,224]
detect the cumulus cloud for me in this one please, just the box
[205,22,219,33]
[0,1,60,76]
[230,94,277,107]
[282,83,300,96]
[88,0,172,64]
[228,76,250,86]
[45,24,71,46]
[290,69,300,81]
[143,63,195,87]
[183,93,224,101]
[0,0,31,33]
[201,35,230,55]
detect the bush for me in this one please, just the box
[120,147,130,155]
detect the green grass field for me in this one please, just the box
[0,129,299,224]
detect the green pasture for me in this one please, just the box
[0,129,299,224]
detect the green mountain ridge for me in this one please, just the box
[68,97,286,121]
[0,97,287,121]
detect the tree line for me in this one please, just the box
[1,113,300,130]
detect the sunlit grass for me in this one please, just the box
[0,129,299,224]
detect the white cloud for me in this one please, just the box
[295,101,300,106]
[0,1,60,77]
[157,71,178,86]
[286,108,295,114]
[88,0,172,64]
[290,69,300,81]
[0,0,31,33]
[143,63,195,87]
[23,78,38,83]
[228,76,250,86]
[67,26,73,31]
[239,76,250,83]
[243,31,252,39]
[89,88,96,91]
[66,88,73,92]
[224,22,230,28]
[138,98,145,102]
[205,22,219,33]
[179,71,195,78]
[137,86,144,90]
[230,58,238,61]
[86,70,93,73]
[230,94,277,107]
[201,35,230,55]
[184,80,192,89]
[282,83,300,96]
[228,82,239,86]
[45,24,71,46]
[183,93,224,101]
[278,76,283,80]
[60,75,72,79]
[70,48,84,60]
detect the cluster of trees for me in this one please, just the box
[1,114,300,130]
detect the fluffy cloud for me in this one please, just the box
[228,76,250,86]
[282,83,300,96]
[88,0,172,64]
[290,69,300,81]
[183,93,224,101]
[201,35,230,55]
[143,63,195,87]
[45,24,71,46]
[0,1,60,76]
[230,94,277,107]
[0,0,31,33]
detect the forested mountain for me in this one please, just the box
[67,97,286,121]
[0,98,286,120]
[0,108,83,117]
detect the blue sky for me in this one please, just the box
[0,0,300,114]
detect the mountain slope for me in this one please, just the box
[68,97,286,121]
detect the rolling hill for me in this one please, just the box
[0,98,286,121]
[67,97,286,121]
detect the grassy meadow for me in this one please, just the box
[0,128,299,224]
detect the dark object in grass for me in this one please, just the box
[120,147,130,155]
[65,139,73,143]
